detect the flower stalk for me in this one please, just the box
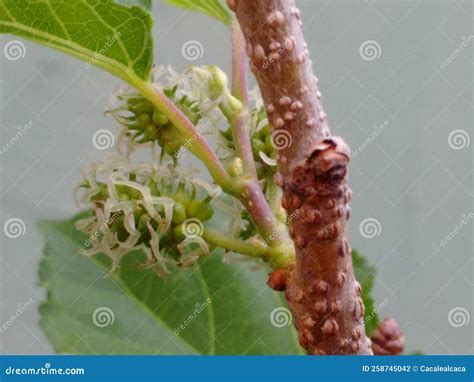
[136,73,293,266]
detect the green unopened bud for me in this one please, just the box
[160,126,183,156]
[226,95,243,113]
[251,138,265,158]
[149,180,160,196]
[116,184,141,200]
[227,157,244,177]
[91,182,108,202]
[119,193,130,201]
[137,113,152,128]
[191,66,227,101]
[127,97,143,107]
[143,124,159,141]
[258,123,270,140]
[132,101,154,115]
[172,183,194,208]
[173,224,185,240]
[137,214,149,233]
[186,200,214,222]
[152,109,169,126]
[208,66,228,96]
[172,203,187,225]
[265,135,274,155]
[256,166,266,179]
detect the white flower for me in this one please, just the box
[75,154,222,275]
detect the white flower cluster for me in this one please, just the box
[75,154,213,276]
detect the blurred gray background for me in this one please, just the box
[0,0,472,354]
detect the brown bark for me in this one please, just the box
[371,317,405,355]
[231,0,373,355]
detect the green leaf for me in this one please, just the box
[38,213,303,355]
[0,0,153,82]
[352,250,379,336]
[163,0,233,25]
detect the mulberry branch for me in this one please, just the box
[231,0,373,355]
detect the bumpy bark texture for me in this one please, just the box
[371,318,404,355]
[231,0,373,355]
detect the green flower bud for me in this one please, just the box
[186,199,213,222]
[251,137,265,158]
[132,101,154,115]
[265,135,273,155]
[149,180,160,196]
[256,166,266,179]
[152,109,169,126]
[172,183,193,207]
[90,182,108,202]
[258,123,270,140]
[172,203,187,225]
[207,66,228,99]
[119,193,130,201]
[227,157,244,177]
[137,214,149,234]
[160,126,183,156]
[143,124,159,142]
[137,113,152,128]
[116,184,142,200]
[173,224,185,240]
